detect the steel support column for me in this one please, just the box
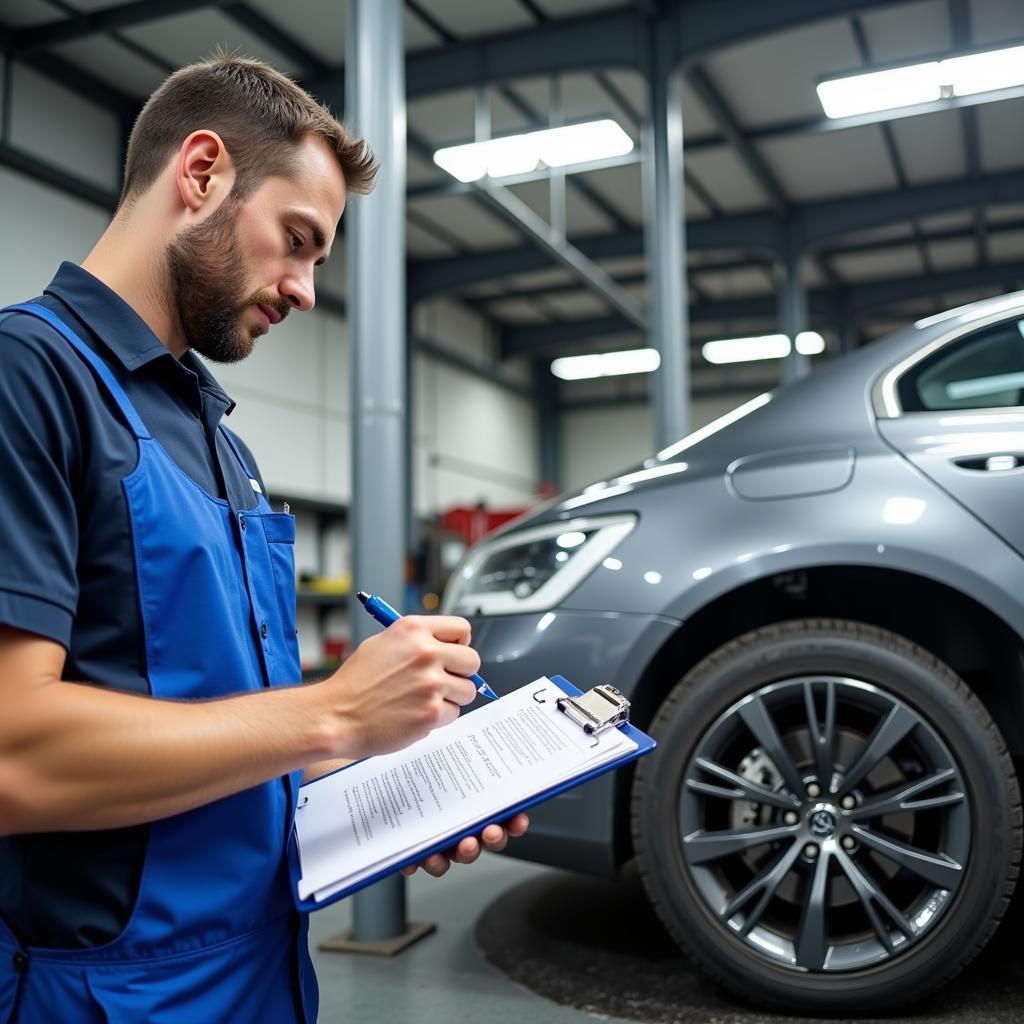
[534,362,561,492]
[643,23,688,450]
[779,226,810,383]
[346,0,412,946]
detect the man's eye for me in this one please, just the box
[288,232,303,250]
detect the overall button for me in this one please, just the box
[261,621,268,640]
[12,950,28,972]
[238,513,247,531]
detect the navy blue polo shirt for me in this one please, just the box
[0,262,267,949]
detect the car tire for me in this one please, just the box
[631,618,1022,1013]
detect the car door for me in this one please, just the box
[875,311,1024,557]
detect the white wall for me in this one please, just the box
[560,392,763,492]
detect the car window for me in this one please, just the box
[898,317,1024,412]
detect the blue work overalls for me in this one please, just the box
[0,304,318,1023]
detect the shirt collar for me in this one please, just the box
[45,261,236,415]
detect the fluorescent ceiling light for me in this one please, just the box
[434,119,633,182]
[818,44,1024,119]
[551,347,660,380]
[701,332,824,364]
[796,331,825,355]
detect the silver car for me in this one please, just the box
[443,291,1024,1013]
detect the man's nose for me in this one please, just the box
[281,271,315,312]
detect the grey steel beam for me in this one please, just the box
[9,0,216,53]
[503,257,1024,358]
[307,0,896,105]
[0,140,119,208]
[845,260,1024,314]
[345,0,413,947]
[411,170,1024,299]
[644,20,688,446]
[474,176,646,329]
[686,64,787,213]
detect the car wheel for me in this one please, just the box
[631,618,1022,1012]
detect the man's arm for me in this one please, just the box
[0,614,479,836]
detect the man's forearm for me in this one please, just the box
[0,679,335,835]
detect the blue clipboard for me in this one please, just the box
[288,674,656,912]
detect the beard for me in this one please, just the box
[164,199,289,364]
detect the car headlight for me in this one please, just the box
[441,514,637,616]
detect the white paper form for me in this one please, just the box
[295,676,636,902]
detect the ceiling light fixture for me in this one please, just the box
[817,44,1024,119]
[701,332,825,365]
[434,119,634,183]
[551,347,660,381]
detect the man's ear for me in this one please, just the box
[175,130,235,213]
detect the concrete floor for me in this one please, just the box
[309,855,619,1024]
[309,853,1024,1024]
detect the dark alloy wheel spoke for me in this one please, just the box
[851,825,963,889]
[836,704,918,797]
[683,824,798,865]
[795,849,831,970]
[835,847,915,952]
[737,695,806,796]
[723,838,804,935]
[687,757,801,811]
[803,680,836,790]
[849,768,963,820]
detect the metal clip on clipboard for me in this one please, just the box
[556,684,630,738]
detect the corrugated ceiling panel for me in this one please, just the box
[978,98,1024,172]
[533,0,626,15]
[406,219,458,258]
[702,19,861,128]
[408,194,527,249]
[890,109,966,184]
[916,211,974,231]
[830,223,915,246]
[573,162,643,224]
[684,146,772,212]
[602,70,648,123]
[413,0,534,38]
[680,80,718,138]
[407,150,444,187]
[565,185,617,235]
[505,268,575,290]
[926,238,978,270]
[541,291,611,319]
[490,88,536,135]
[988,204,1024,224]
[404,8,444,51]
[409,90,474,147]
[759,125,899,200]
[246,0,344,65]
[695,267,775,298]
[54,35,166,98]
[988,230,1024,262]
[506,180,550,221]
[121,9,303,76]
[859,0,951,62]
[487,299,551,324]
[831,245,926,282]
[969,0,1024,44]
[3,0,64,27]
[685,186,711,220]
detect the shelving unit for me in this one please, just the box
[269,492,350,679]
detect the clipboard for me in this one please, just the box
[288,674,655,912]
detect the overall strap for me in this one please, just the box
[3,302,151,440]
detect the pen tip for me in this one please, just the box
[356,591,369,605]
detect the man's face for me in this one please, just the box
[166,135,347,363]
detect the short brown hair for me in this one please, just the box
[119,52,377,207]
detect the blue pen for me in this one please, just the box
[356,591,499,701]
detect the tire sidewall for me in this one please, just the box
[632,620,1020,1012]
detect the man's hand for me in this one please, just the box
[401,813,530,878]
[316,616,480,760]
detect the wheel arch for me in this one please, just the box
[612,563,1024,867]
